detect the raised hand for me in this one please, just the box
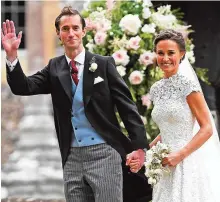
[126,149,145,173]
[1,20,22,62]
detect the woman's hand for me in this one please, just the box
[162,151,184,167]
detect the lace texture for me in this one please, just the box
[150,73,220,202]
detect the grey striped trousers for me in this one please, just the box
[63,143,123,202]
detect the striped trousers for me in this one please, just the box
[63,143,123,202]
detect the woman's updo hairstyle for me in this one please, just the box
[153,29,186,62]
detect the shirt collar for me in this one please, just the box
[65,48,85,65]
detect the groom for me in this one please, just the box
[2,6,152,202]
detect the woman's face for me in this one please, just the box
[155,39,185,77]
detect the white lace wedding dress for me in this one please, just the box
[150,73,220,202]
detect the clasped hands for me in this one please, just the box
[126,149,145,173]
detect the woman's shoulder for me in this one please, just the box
[174,74,202,96]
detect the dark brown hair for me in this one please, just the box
[153,29,186,52]
[55,6,86,31]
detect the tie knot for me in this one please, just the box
[70,60,78,74]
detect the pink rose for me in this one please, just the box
[85,18,97,31]
[139,51,156,66]
[127,36,141,50]
[129,70,143,85]
[112,50,130,66]
[141,93,152,108]
[94,32,107,45]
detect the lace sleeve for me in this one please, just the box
[183,78,202,97]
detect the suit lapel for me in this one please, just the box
[83,51,95,108]
[57,55,72,103]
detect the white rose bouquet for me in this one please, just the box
[144,141,171,186]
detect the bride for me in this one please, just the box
[130,29,220,201]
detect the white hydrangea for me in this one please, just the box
[186,51,195,64]
[85,43,96,53]
[142,7,151,19]
[157,5,171,15]
[143,0,153,7]
[151,12,177,29]
[141,23,156,33]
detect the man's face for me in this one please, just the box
[57,15,86,51]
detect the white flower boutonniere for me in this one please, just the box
[89,56,98,72]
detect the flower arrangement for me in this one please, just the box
[82,0,209,140]
[144,141,171,186]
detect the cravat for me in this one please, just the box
[70,60,79,85]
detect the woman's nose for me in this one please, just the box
[163,55,169,61]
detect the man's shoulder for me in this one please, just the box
[50,55,65,62]
[87,51,113,62]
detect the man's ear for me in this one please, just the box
[56,30,61,40]
[82,28,86,38]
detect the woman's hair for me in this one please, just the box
[153,29,186,52]
[55,6,86,31]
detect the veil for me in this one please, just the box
[178,56,220,199]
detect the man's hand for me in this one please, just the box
[1,20,22,62]
[126,149,145,173]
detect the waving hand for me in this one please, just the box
[1,20,22,62]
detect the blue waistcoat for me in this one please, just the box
[71,74,105,147]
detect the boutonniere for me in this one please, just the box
[89,56,98,72]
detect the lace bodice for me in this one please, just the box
[150,73,201,151]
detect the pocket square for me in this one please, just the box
[94,76,104,84]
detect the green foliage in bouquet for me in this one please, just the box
[82,0,209,141]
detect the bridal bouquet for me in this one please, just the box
[144,141,171,186]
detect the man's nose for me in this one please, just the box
[69,28,75,36]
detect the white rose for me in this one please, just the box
[129,70,144,85]
[116,65,126,77]
[148,177,157,185]
[119,14,142,35]
[142,7,151,19]
[154,169,162,175]
[112,50,130,66]
[89,63,98,72]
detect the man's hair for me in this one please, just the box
[55,6,86,31]
[153,29,186,52]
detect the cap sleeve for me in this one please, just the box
[183,79,202,97]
